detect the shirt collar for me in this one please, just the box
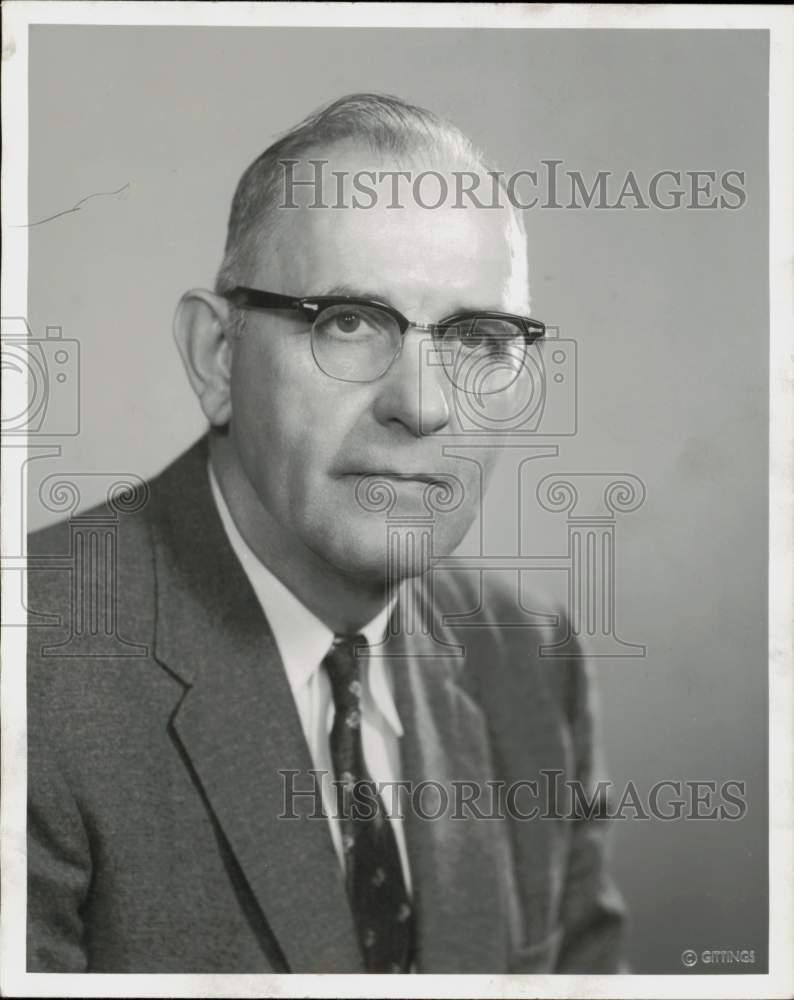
[207,462,402,736]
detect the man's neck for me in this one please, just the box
[209,431,391,635]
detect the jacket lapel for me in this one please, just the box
[149,439,363,972]
[389,582,519,972]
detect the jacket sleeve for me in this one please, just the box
[27,689,92,972]
[554,653,630,973]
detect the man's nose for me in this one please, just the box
[372,327,451,437]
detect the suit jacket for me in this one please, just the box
[26,437,628,973]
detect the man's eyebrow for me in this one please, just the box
[317,284,510,317]
[319,283,397,307]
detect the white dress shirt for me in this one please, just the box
[208,464,412,893]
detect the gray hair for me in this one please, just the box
[214,92,528,301]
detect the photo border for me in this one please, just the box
[2,4,791,998]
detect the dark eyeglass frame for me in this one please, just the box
[224,286,546,343]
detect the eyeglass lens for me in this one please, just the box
[310,304,528,392]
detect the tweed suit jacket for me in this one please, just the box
[26,436,627,973]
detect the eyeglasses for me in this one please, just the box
[224,286,545,394]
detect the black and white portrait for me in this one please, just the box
[1,5,791,998]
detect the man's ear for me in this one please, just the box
[173,289,235,426]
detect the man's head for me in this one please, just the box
[175,93,533,586]
[212,93,528,305]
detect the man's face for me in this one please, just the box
[228,148,528,581]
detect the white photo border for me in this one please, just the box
[1,4,791,998]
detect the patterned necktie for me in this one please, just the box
[322,634,414,973]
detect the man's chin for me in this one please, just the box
[324,539,432,585]
[318,512,471,584]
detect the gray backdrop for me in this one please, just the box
[25,26,769,973]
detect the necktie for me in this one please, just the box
[322,634,415,973]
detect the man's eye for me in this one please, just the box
[315,306,387,339]
[447,319,523,354]
[460,327,484,348]
[335,311,362,334]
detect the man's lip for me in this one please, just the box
[341,472,443,484]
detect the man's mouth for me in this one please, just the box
[343,471,444,485]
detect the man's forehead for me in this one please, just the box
[264,148,519,306]
[303,194,509,254]
[273,205,514,308]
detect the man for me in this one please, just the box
[27,93,627,973]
